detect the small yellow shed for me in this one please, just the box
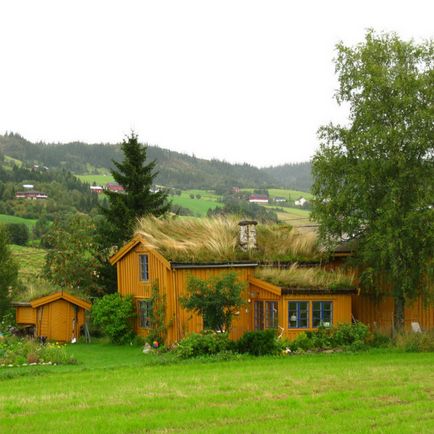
[14,291,91,342]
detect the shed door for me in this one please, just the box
[49,300,70,341]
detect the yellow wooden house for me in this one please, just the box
[109,222,356,345]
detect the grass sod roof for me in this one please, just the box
[134,216,321,264]
[255,265,357,291]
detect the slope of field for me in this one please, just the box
[0,214,37,228]
[10,244,46,283]
[1,345,433,433]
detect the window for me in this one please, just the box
[139,254,149,281]
[254,301,278,330]
[312,301,333,327]
[288,301,309,328]
[138,299,152,328]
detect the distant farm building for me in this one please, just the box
[22,184,34,189]
[13,291,91,342]
[249,194,269,204]
[90,185,104,194]
[15,191,48,200]
[105,182,125,192]
[273,196,287,203]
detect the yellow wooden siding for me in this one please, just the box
[353,294,434,334]
[16,306,36,324]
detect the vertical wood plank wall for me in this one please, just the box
[352,294,434,334]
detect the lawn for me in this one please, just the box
[0,214,37,228]
[171,191,221,216]
[75,174,114,185]
[0,345,433,433]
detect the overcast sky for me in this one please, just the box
[0,1,432,167]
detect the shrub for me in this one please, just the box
[175,331,232,359]
[289,322,370,352]
[91,294,136,344]
[395,330,434,352]
[6,223,29,245]
[236,329,280,356]
[0,336,77,366]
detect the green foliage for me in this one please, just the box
[312,31,434,330]
[43,213,102,296]
[91,294,136,344]
[395,330,434,352]
[181,272,246,332]
[236,329,280,356]
[174,331,233,359]
[146,281,170,345]
[5,223,29,245]
[289,323,371,352]
[0,226,19,320]
[100,132,170,247]
[0,336,77,366]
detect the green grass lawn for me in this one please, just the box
[0,214,37,228]
[171,191,221,216]
[1,345,433,433]
[75,174,114,185]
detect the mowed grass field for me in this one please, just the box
[1,345,433,433]
[0,214,37,228]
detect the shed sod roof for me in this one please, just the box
[30,291,91,310]
[133,216,321,264]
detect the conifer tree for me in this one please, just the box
[100,132,170,247]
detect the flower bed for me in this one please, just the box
[0,335,77,367]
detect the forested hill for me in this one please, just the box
[0,133,312,191]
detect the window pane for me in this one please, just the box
[254,301,264,330]
[299,302,309,328]
[138,300,152,328]
[265,301,278,329]
[288,302,297,328]
[312,302,321,328]
[140,255,149,281]
[322,302,333,326]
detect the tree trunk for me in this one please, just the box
[393,296,405,335]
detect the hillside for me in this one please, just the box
[0,133,312,191]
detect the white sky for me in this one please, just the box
[0,1,432,167]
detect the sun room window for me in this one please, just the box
[312,301,333,328]
[288,301,309,328]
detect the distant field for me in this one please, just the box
[0,214,37,227]
[76,174,114,185]
[171,193,221,216]
[1,345,433,433]
[241,187,313,200]
[4,154,23,167]
[10,244,47,282]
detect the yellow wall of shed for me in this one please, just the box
[15,306,36,324]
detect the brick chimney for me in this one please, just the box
[238,220,258,252]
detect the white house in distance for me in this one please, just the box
[249,194,269,204]
[90,185,104,194]
[295,197,308,207]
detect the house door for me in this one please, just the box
[49,300,69,341]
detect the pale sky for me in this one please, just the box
[0,1,432,167]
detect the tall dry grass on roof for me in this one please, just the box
[135,216,321,263]
[135,216,240,262]
[256,265,356,289]
[256,224,319,260]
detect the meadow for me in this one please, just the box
[0,214,37,228]
[0,344,433,433]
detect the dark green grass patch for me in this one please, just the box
[0,344,433,433]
